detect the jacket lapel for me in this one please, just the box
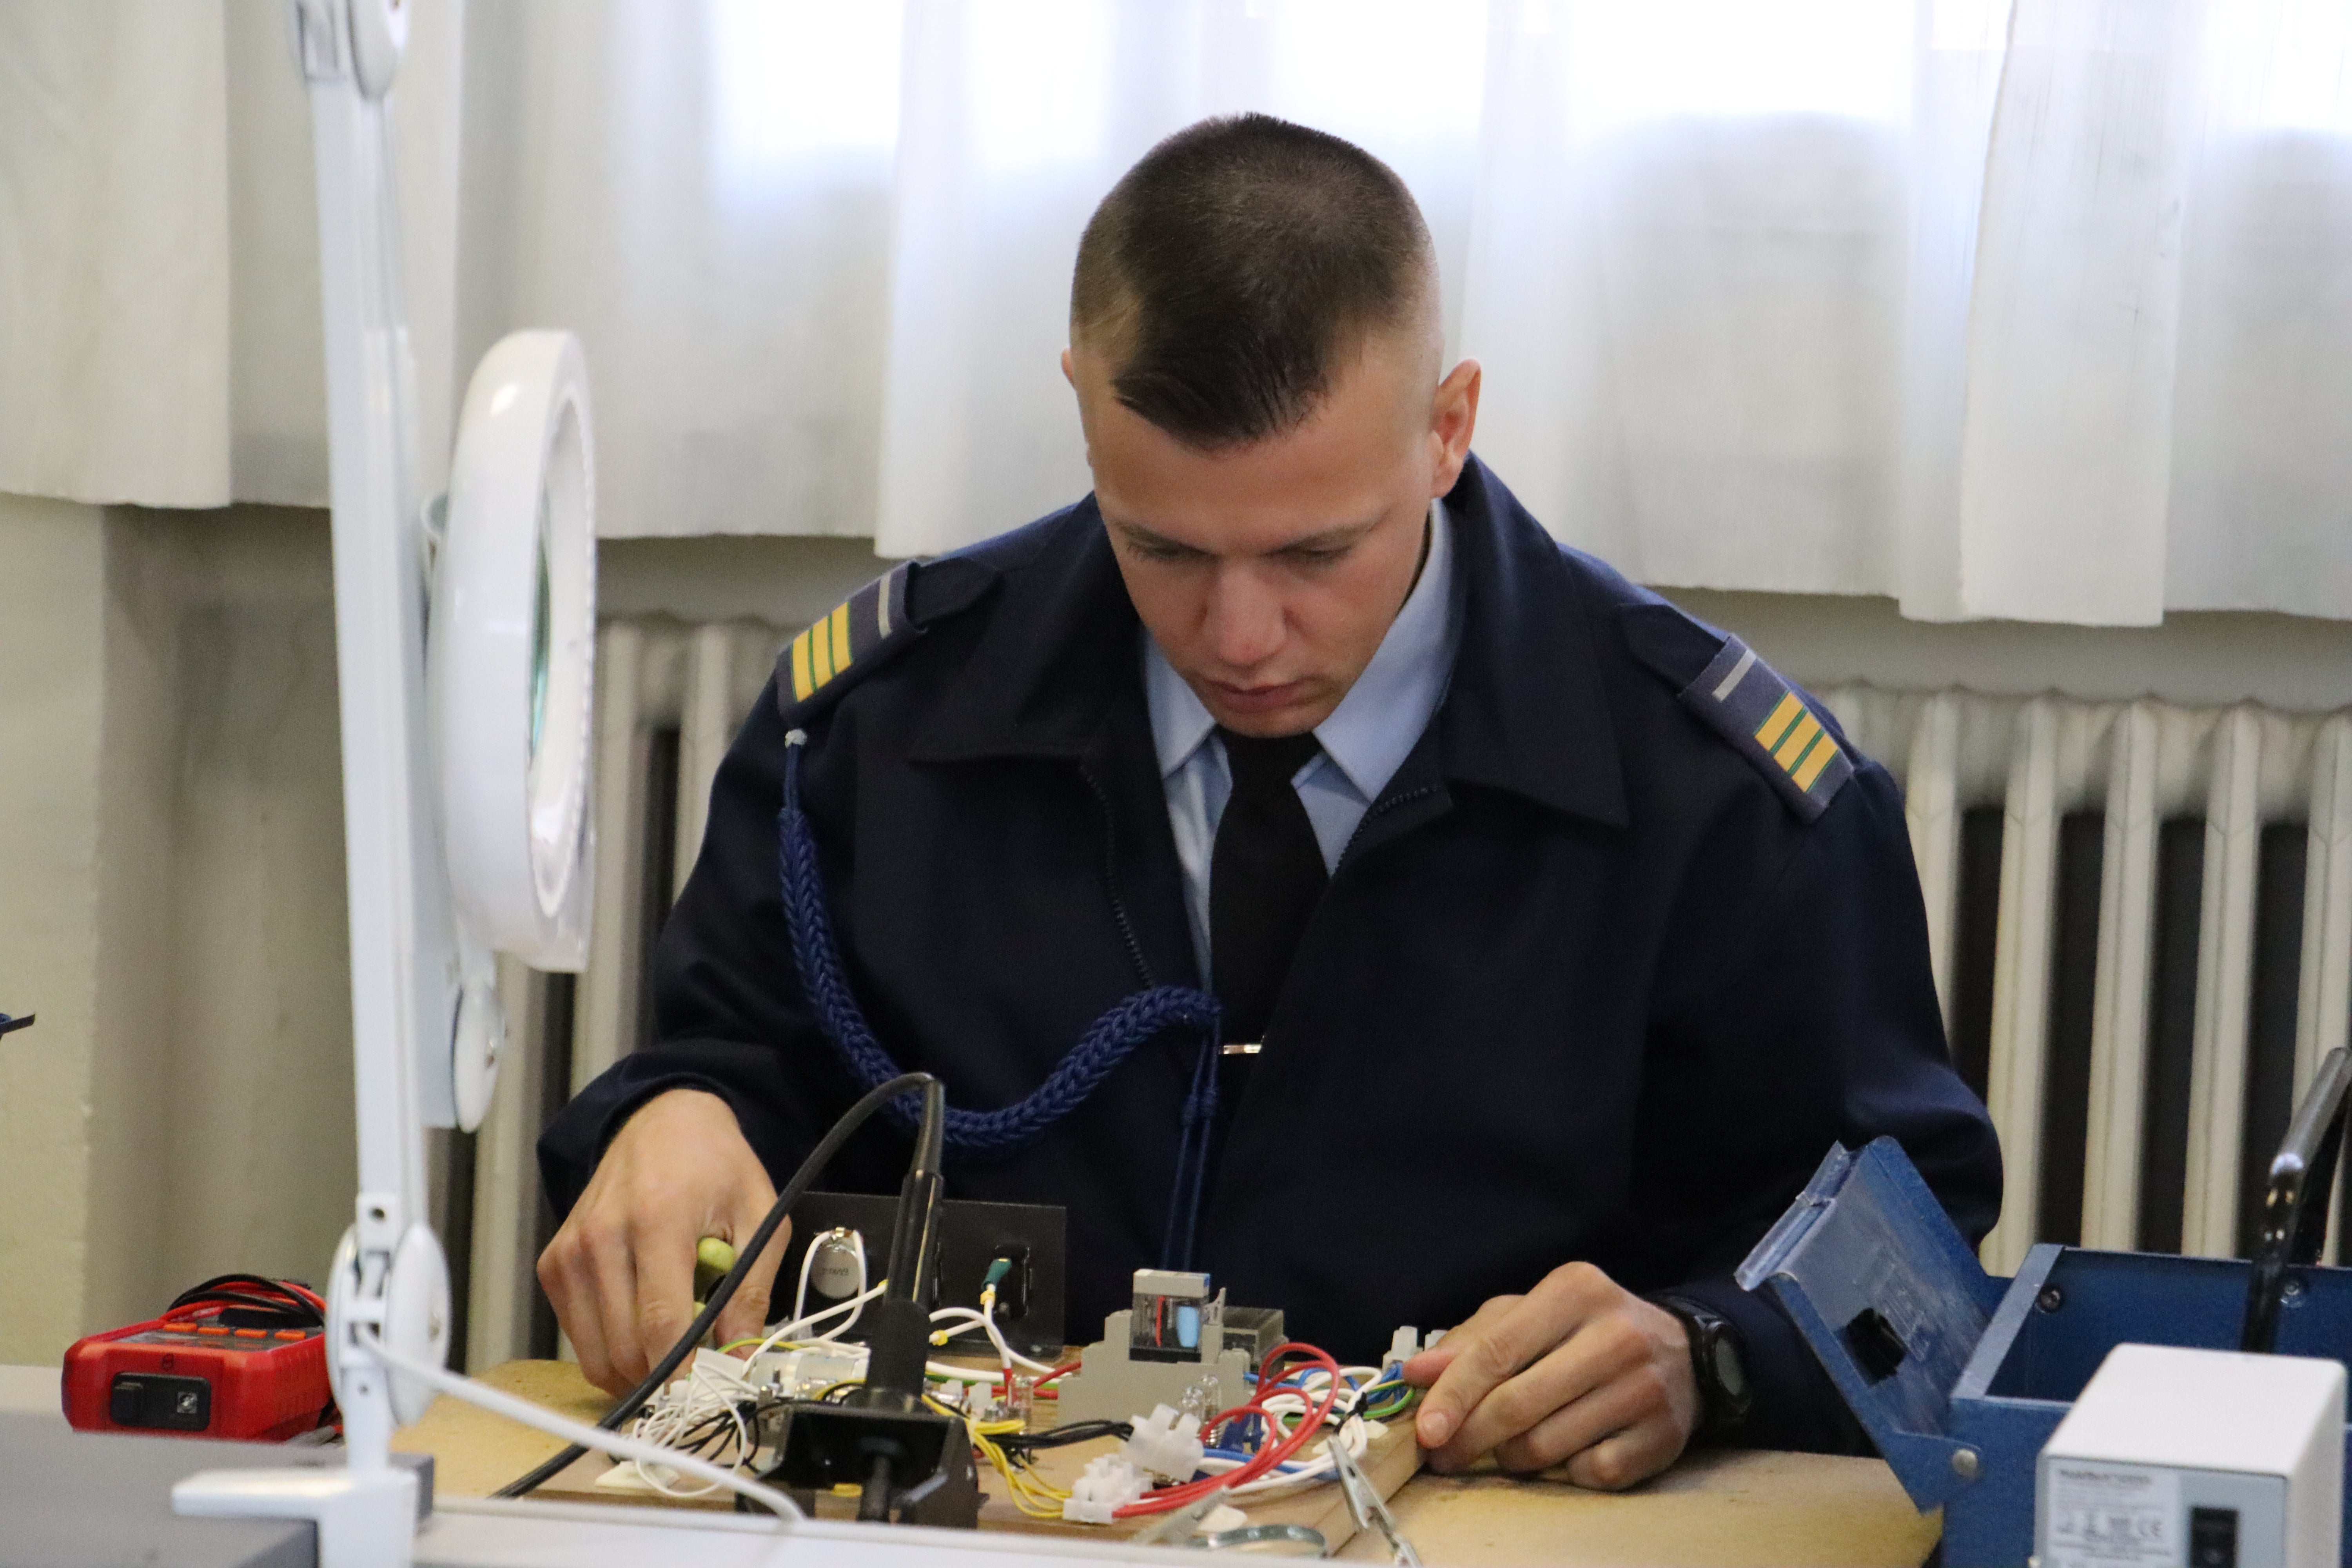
[904,501,1198,991]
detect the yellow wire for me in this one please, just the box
[924,1394,1071,1518]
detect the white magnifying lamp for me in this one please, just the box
[171,2,595,1561]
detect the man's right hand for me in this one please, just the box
[537,1088,788,1397]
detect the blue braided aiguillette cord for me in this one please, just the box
[777,730,1223,1265]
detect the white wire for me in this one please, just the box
[797,1276,876,1345]
[978,1289,1057,1375]
[928,1307,987,1330]
[528,1247,1041,1503]
[790,1238,820,1325]
[628,1355,757,1499]
[364,1336,803,1521]
[1195,1415,1377,1499]
[746,1279,883,1360]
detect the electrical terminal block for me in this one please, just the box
[1062,1454,1150,1524]
[1383,1325,1421,1373]
[744,1342,869,1399]
[1122,1403,1206,1482]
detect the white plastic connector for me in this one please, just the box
[1384,1326,1422,1371]
[1062,1455,1151,1524]
[1123,1403,1206,1482]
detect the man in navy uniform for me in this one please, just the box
[538,114,2000,1488]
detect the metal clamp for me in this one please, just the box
[1327,1432,1420,1566]
[1185,1523,1329,1555]
[1129,1490,1238,1548]
[2242,1046,2352,1353]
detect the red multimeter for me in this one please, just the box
[62,1274,334,1442]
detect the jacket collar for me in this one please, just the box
[906,457,1629,831]
[1430,456,1628,828]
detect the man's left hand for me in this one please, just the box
[1400,1262,1701,1489]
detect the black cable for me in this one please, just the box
[493,1072,940,1499]
[165,1275,324,1328]
[169,1274,321,1316]
[995,1419,1134,1453]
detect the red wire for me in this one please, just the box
[156,1278,324,1327]
[997,1357,1085,1403]
[1112,1341,1343,1517]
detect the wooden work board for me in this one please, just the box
[392,1357,1421,1553]
[1335,1449,1940,1566]
[393,1359,1942,1565]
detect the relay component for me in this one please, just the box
[1057,1269,1281,1428]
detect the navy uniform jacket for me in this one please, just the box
[540,456,2001,1452]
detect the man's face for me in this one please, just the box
[1066,329,1481,738]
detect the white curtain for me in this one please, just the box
[0,0,465,511]
[13,2,2352,623]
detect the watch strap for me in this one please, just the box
[1646,1292,1752,1439]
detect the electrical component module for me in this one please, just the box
[804,1228,864,1303]
[1057,1269,1281,1426]
[742,1343,870,1401]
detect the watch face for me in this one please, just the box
[1711,1335,1748,1399]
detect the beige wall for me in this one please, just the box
[0,494,355,1361]
[0,492,111,1359]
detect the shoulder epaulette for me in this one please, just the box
[774,561,918,728]
[1620,604,1854,823]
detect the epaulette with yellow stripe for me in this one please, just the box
[773,562,917,726]
[1676,634,1854,822]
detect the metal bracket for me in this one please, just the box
[174,1465,418,1568]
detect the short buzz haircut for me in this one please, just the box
[1071,114,1436,450]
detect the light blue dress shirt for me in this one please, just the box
[1144,497,1461,980]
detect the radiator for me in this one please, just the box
[462,615,787,1371]
[1821,689,2352,1274]
[456,617,2352,1367]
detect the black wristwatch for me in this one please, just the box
[1649,1294,1753,1438]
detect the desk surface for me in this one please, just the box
[393,1360,1940,1567]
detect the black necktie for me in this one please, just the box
[1209,728,1328,1048]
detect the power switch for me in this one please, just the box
[108,1371,211,1432]
[2189,1506,2238,1568]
